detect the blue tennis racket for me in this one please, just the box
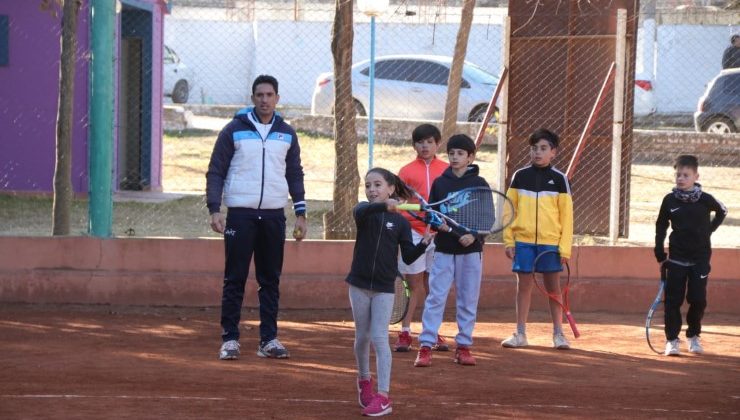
[398,186,514,237]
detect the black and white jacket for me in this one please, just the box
[345,202,428,294]
[206,107,306,217]
[654,190,727,264]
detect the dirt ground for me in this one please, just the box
[1,303,738,419]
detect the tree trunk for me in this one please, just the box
[323,0,359,240]
[52,0,80,235]
[441,0,475,144]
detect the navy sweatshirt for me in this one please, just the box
[345,202,428,293]
[429,165,490,254]
[655,190,727,264]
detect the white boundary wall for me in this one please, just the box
[165,11,739,114]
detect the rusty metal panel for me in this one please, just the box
[506,0,639,236]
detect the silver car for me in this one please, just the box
[311,54,499,122]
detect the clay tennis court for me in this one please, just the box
[1,303,738,419]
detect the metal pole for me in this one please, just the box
[88,0,115,237]
[610,9,627,244]
[368,15,376,170]
[496,17,511,224]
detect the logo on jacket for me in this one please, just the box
[224,229,236,237]
[441,191,475,214]
[385,222,395,230]
[548,179,555,185]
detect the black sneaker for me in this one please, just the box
[257,338,290,359]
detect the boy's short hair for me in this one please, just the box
[529,128,559,148]
[446,134,476,155]
[412,124,441,144]
[674,154,699,171]
[252,75,279,94]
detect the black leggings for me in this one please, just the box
[664,260,710,340]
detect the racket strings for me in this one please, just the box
[390,277,410,324]
[444,190,496,232]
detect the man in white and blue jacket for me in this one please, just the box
[206,75,307,361]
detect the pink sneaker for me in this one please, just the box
[414,346,432,367]
[357,377,375,408]
[433,334,449,351]
[454,346,476,366]
[394,331,412,352]
[362,393,392,417]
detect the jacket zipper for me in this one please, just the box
[253,111,272,214]
[534,169,540,245]
[370,213,385,289]
[257,143,266,213]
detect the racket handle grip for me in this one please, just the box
[565,312,580,338]
[397,203,422,211]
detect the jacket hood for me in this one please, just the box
[441,164,480,181]
[233,107,284,126]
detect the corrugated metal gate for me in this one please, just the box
[505,0,639,236]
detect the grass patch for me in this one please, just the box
[2,128,737,247]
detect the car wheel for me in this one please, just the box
[353,100,366,117]
[703,117,736,134]
[469,105,498,123]
[172,80,189,104]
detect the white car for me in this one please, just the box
[311,54,500,122]
[163,45,194,104]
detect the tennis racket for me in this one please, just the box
[645,264,667,354]
[532,250,580,338]
[390,275,410,325]
[398,186,515,236]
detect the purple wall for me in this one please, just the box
[0,1,90,193]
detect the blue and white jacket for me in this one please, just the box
[206,107,306,217]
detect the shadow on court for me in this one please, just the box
[0,304,738,419]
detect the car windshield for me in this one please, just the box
[463,63,499,84]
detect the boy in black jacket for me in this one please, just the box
[655,155,727,356]
[414,134,490,368]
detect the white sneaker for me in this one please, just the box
[553,333,571,350]
[688,336,703,354]
[219,340,240,360]
[257,338,290,359]
[501,332,528,348]
[664,339,680,356]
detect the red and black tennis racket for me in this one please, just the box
[532,250,580,338]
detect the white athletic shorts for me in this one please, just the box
[398,230,435,275]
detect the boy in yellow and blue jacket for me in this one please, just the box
[500,128,574,350]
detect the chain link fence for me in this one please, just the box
[1,0,738,247]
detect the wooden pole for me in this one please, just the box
[565,62,615,180]
[610,9,627,244]
[474,67,508,149]
[497,16,511,216]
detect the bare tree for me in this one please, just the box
[323,0,360,239]
[42,0,81,235]
[441,0,475,143]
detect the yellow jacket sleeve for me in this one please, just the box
[557,191,573,259]
[503,187,518,248]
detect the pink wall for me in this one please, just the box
[0,237,738,313]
